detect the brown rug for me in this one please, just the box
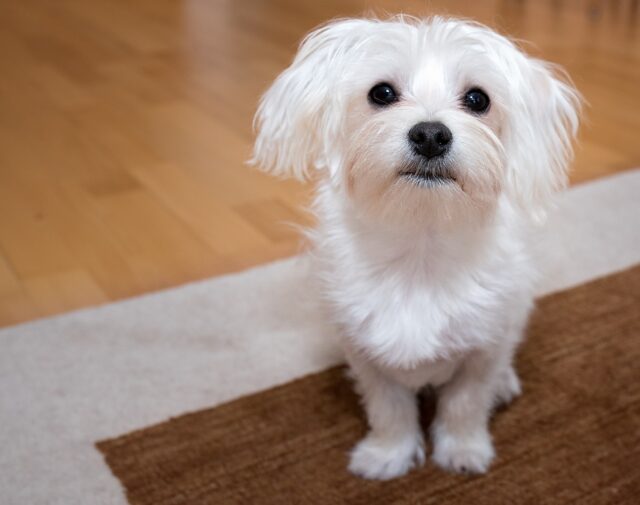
[97,265,640,505]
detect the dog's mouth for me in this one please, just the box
[398,163,456,186]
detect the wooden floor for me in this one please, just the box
[0,0,639,327]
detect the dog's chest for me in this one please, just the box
[336,265,505,368]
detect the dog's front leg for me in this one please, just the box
[431,349,503,474]
[347,356,425,480]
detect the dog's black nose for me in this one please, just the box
[408,122,452,159]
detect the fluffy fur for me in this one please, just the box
[251,16,580,480]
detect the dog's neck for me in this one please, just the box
[359,215,500,277]
[316,187,517,283]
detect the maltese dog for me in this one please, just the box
[251,16,580,480]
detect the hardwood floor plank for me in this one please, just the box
[22,269,109,317]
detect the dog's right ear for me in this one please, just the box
[250,19,368,180]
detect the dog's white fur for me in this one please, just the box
[251,16,580,480]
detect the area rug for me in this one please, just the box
[1,170,640,505]
[98,265,640,504]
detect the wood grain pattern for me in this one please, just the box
[0,0,638,327]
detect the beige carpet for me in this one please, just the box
[1,170,640,505]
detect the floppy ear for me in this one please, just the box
[250,19,367,180]
[502,54,582,221]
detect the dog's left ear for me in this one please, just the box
[502,53,582,221]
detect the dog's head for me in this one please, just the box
[252,17,580,226]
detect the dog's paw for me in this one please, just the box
[493,365,522,407]
[348,433,425,480]
[432,428,494,474]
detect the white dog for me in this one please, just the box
[251,16,580,480]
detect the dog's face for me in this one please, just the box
[252,17,580,226]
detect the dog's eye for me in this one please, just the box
[369,83,399,106]
[462,88,490,114]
